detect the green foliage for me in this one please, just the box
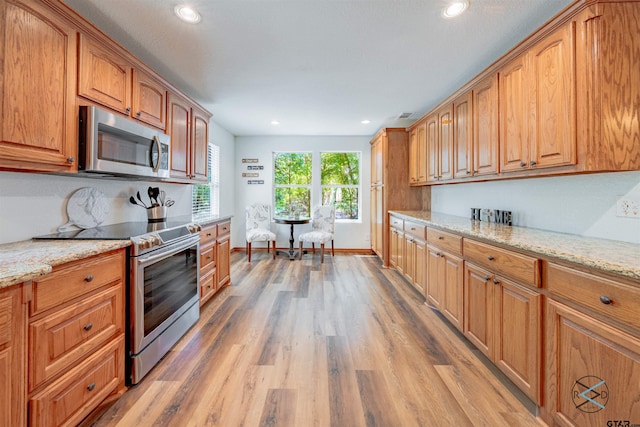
[321,152,359,185]
[192,184,210,215]
[274,152,312,216]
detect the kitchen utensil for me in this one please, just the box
[165,199,175,207]
[159,190,166,206]
[57,187,109,232]
[130,196,146,208]
[147,187,157,207]
[152,187,160,205]
[136,191,148,208]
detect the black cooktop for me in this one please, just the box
[33,218,194,240]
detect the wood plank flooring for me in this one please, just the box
[91,252,546,427]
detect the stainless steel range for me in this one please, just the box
[35,220,201,384]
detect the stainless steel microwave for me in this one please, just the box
[79,105,170,179]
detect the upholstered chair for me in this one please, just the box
[298,205,335,263]
[245,203,276,262]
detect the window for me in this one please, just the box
[192,144,220,218]
[273,152,312,217]
[321,152,360,220]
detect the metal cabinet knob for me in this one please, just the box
[84,274,94,282]
[493,279,500,285]
[487,255,495,261]
[483,275,491,281]
[438,236,444,240]
[520,162,527,168]
[136,111,141,117]
[83,323,93,331]
[530,160,537,166]
[599,295,613,305]
[67,156,75,163]
[125,107,131,114]
[87,383,96,391]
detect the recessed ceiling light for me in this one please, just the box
[361,120,371,124]
[174,5,201,23]
[271,120,280,125]
[443,1,469,18]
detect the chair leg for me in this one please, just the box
[320,243,325,263]
[272,241,276,260]
[331,240,334,256]
[247,242,252,262]
[299,241,303,260]
[312,243,315,254]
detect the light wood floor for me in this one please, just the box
[92,252,546,427]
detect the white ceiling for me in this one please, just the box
[62,0,574,136]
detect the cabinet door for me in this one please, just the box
[499,54,530,173]
[0,286,26,427]
[438,106,453,180]
[0,1,78,172]
[78,34,132,115]
[473,74,499,176]
[464,262,493,358]
[453,91,473,178]
[442,253,464,332]
[414,238,426,297]
[217,235,231,288]
[494,276,541,403]
[371,187,378,255]
[168,92,191,179]
[425,113,439,182]
[530,23,576,169]
[545,300,640,426]
[191,107,209,182]
[132,69,166,129]
[409,121,427,185]
[396,231,405,275]
[404,235,416,285]
[409,128,419,184]
[426,245,444,309]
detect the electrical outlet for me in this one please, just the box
[616,198,640,218]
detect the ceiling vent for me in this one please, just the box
[397,112,413,119]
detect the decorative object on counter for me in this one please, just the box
[129,188,173,222]
[470,207,512,225]
[57,187,109,232]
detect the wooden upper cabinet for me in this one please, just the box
[78,34,132,115]
[408,120,427,185]
[472,74,499,176]
[499,54,529,172]
[425,113,439,183]
[438,105,453,181]
[0,0,78,173]
[530,23,576,169]
[168,92,191,179]
[192,106,209,182]
[168,92,210,182]
[453,91,473,179]
[132,69,167,129]
[79,35,168,130]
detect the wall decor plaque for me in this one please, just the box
[242,158,259,163]
[247,165,264,170]
[242,173,259,177]
[248,180,264,184]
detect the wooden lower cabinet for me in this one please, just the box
[389,226,402,269]
[426,245,464,332]
[0,284,27,427]
[544,300,640,426]
[199,220,232,306]
[28,249,126,427]
[464,261,541,403]
[217,233,231,289]
[403,234,426,295]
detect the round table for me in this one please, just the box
[274,217,310,260]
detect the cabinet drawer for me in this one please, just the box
[463,239,540,287]
[199,225,217,246]
[200,268,216,303]
[217,221,231,236]
[546,263,640,330]
[390,216,403,229]
[29,335,123,427]
[200,245,216,272]
[427,228,462,256]
[29,285,123,391]
[31,250,125,316]
[404,220,426,239]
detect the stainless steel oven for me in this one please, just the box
[129,227,200,384]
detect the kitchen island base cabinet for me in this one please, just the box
[544,300,640,427]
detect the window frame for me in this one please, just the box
[272,151,313,218]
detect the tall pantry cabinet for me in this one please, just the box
[370,128,426,266]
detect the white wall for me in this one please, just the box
[0,172,192,244]
[431,171,640,244]
[233,135,371,250]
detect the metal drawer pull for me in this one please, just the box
[207,233,212,236]
[83,323,93,331]
[84,274,94,282]
[438,236,444,240]
[87,383,96,392]
[493,279,500,285]
[487,256,495,261]
[599,295,613,305]
[483,276,491,281]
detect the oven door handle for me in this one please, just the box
[137,237,199,266]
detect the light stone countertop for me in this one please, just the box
[390,211,640,281]
[0,239,131,289]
